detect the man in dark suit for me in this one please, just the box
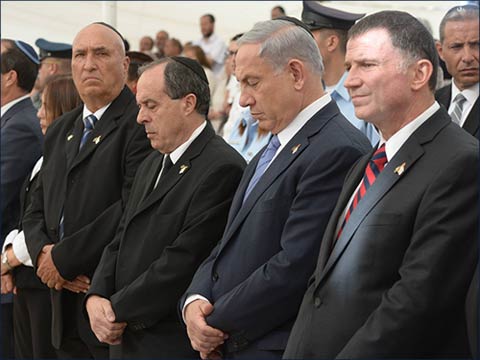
[23,23,152,358]
[0,38,43,359]
[435,4,478,138]
[182,18,371,359]
[84,57,245,359]
[284,11,478,359]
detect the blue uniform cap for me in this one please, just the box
[35,38,72,60]
[302,1,365,31]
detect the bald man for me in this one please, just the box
[23,22,152,357]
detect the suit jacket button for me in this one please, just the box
[314,297,322,308]
[212,272,219,282]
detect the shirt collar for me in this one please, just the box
[276,92,332,150]
[379,102,440,161]
[167,121,207,164]
[82,103,112,122]
[1,94,30,118]
[330,72,350,102]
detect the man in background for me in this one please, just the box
[271,5,286,19]
[435,4,478,138]
[125,51,154,94]
[155,30,169,58]
[1,38,43,360]
[194,14,227,78]
[31,38,72,109]
[302,1,379,145]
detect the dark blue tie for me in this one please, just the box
[79,114,98,149]
[243,135,280,203]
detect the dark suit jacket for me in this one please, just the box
[1,97,42,243]
[23,86,152,348]
[13,166,46,289]
[183,101,371,357]
[284,107,478,359]
[466,264,479,360]
[87,123,246,358]
[1,97,42,305]
[436,84,479,138]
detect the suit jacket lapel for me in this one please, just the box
[224,153,261,229]
[220,101,338,252]
[69,87,133,170]
[133,123,215,217]
[315,153,371,272]
[316,109,451,287]
[463,98,479,136]
[65,112,84,169]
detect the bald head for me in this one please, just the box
[72,23,129,111]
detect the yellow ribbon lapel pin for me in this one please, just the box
[394,162,406,176]
[93,136,102,145]
[179,165,189,174]
[291,144,301,154]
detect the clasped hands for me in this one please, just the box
[37,244,90,293]
[185,300,229,359]
[86,295,127,345]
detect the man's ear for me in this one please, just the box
[183,93,197,115]
[287,59,306,91]
[3,69,18,88]
[435,40,445,62]
[411,59,433,91]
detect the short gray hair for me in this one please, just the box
[237,19,324,76]
[439,4,479,43]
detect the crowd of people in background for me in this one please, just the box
[0,1,478,359]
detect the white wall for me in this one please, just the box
[1,1,467,51]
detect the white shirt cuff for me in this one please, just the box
[11,231,33,267]
[3,229,18,252]
[182,294,211,323]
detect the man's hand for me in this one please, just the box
[36,244,65,290]
[1,273,16,294]
[63,275,90,293]
[1,247,21,275]
[185,300,227,356]
[86,295,127,345]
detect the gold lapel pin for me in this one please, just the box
[93,136,101,144]
[179,165,189,174]
[291,144,301,154]
[394,162,406,176]
[67,134,74,141]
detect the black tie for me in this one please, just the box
[154,155,173,189]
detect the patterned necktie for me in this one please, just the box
[450,93,467,126]
[336,144,387,240]
[243,135,281,203]
[79,114,98,149]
